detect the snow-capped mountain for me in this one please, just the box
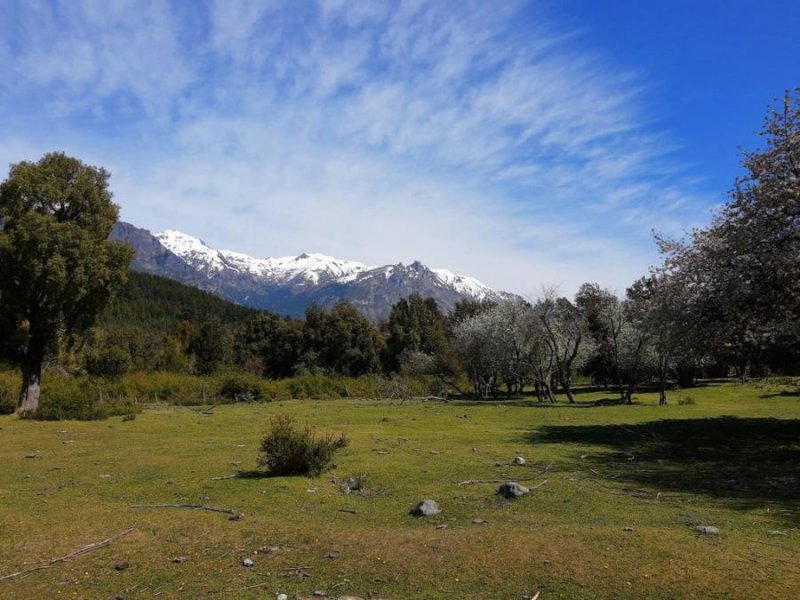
[112,222,508,320]
[156,229,372,285]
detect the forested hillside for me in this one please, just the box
[101,271,260,333]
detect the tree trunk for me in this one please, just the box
[18,359,43,415]
[565,387,576,403]
[658,387,667,405]
[561,375,576,403]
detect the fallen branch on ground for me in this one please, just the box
[0,528,135,582]
[211,474,238,481]
[458,461,553,486]
[222,581,272,593]
[130,503,236,515]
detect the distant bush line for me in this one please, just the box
[0,369,435,420]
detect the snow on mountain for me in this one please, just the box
[114,223,510,320]
[155,229,496,298]
[156,229,226,272]
[432,268,494,300]
[156,230,372,284]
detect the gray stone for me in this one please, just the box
[497,481,530,499]
[695,525,720,535]
[513,456,526,465]
[242,557,254,567]
[410,499,441,516]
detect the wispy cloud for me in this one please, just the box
[0,0,716,296]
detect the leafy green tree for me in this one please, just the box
[0,152,132,414]
[383,294,450,372]
[84,344,130,379]
[189,317,234,375]
[301,302,383,376]
[235,313,302,378]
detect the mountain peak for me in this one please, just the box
[113,222,509,320]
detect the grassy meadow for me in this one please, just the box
[1,382,798,599]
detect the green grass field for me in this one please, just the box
[1,382,798,599]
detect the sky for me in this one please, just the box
[1,0,798,297]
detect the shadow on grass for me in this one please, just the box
[527,417,800,510]
[759,390,800,399]
[234,469,270,479]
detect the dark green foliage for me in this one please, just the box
[301,303,384,376]
[102,271,259,333]
[383,294,450,372]
[258,414,349,476]
[84,345,130,379]
[0,152,133,413]
[0,375,14,414]
[218,373,264,402]
[189,317,233,375]
[448,298,497,326]
[234,313,302,378]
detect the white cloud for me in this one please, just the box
[0,0,716,296]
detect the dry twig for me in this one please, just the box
[130,503,236,515]
[0,528,135,582]
[458,461,553,486]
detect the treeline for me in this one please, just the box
[63,90,800,403]
[448,91,800,402]
[84,287,456,385]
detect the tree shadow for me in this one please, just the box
[759,390,800,399]
[232,469,271,479]
[526,417,800,520]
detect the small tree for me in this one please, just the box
[535,290,591,403]
[0,152,132,414]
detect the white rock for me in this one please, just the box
[242,557,254,567]
[410,499,441,516]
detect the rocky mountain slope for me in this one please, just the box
[111,222,509,320]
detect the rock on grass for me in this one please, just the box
[410,499,441,516]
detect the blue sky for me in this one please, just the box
[1,1,798,296]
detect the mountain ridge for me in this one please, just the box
[111,222,511,320]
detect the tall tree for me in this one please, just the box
[383,294,449,372]
[235,313,302,378]
[658,90,800,378]
[0,152,132,414]
[301,303,384,376]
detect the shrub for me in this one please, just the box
[258,414,348,476]
[23,378,142,421]
[218,373,264,402]
[0,371,16,414]
[85,345,130,379]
